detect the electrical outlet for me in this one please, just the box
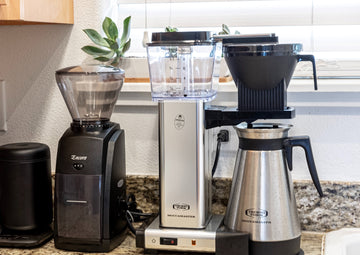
[0,80,7,131]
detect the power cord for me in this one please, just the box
[125,193,155,235]
[212,129,229,176]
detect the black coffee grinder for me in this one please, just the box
[54,66,127,252]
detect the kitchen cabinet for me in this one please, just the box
[0,0,73,25]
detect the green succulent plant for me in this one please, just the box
[164,26,178,58]
[218,24,240,35]
[165,26,178,32]
[81,16,131,67]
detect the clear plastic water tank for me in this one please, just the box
[147,31,222,101]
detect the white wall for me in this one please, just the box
[0,0,360,182]
[115,81,360,182]
[0,0,110,164]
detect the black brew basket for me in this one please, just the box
[223,43,317,111]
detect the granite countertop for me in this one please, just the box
[0,231,324,255]
[3,175,355,255]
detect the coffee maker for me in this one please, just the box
[137,32,323,255]
[136,31,249,254]
[215,38,323,255]
[54,65,128,252]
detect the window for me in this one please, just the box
[114,0,360,82]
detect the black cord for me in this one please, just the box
[211,139,222,176]
[212,130,229,176]
[126,210,137,235]
[125,193,155,235]
[130,211,154,217]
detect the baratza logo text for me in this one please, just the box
[173,203,190,211]
[71,155,88,161]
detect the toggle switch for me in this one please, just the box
[160,237,177,246]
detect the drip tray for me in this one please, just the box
[0,226,53,248]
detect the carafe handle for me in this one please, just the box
[297,54,318,90]
[283,136,323,197]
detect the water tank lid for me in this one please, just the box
[149,31,213,46]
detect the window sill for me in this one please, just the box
[117,79,360,108]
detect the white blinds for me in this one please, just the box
[114,0,360,77]
[118,0,360,27]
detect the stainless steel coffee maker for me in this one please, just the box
[137,32,323,255]
[136,31,249,254]
[208,36,323,255]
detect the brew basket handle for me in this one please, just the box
[297,54,318,91]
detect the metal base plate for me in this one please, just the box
[143,215,224,253]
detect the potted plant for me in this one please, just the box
[82,16,151,82]
[82,16,131,67]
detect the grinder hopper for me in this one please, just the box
[55,65,124,124]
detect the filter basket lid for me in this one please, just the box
[224,43,302,56]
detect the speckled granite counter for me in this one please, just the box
[0,231,324,255]
[2,175,357,255]
[126,176,360,232]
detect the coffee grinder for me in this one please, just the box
[54,65,127,252]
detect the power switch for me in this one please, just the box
[160,237,177,246]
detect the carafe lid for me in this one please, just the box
[234,123,292,139]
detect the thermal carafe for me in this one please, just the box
[224,123,323,255]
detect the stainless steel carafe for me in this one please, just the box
[224,123,323,255]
